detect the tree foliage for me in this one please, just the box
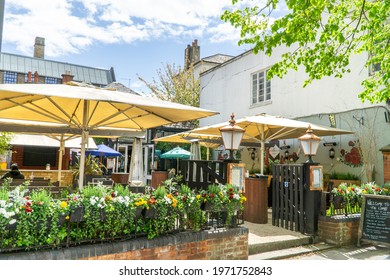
[221,0,390,103]
[0,133,12,156]
[139,63,200,108]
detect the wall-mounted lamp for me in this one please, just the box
[284,150,289,158]
[329,147,335,159]
[323,142,337,147]
[251,151,256,161]
[280,145,290,150]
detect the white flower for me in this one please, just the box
[90,196,97,206]
[164,196,172,204]
[9,219,16,225]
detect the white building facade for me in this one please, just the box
[199,47,390,184]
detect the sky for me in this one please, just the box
[1,0,287,94]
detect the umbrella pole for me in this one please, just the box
[78,100,89,190]
[260,124,265,175]
[57,135,64,185]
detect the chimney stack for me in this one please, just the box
[34,37,45,59]
[27,71,32,83]
[33,71,39,83]
[184,39,200,70]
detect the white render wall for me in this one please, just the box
[200,47,379,126]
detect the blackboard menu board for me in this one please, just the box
[358,195,390,246]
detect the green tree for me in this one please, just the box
[0,133,12,156]
[138,63,200,126]
[222,0,390,103]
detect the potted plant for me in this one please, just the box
[177,184,205,231]
[328,171,360,188]
[70,155,107,186]
[222,184,246,227]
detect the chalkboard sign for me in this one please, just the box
[358,194,390,247]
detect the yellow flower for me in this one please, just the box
[65,215,70,220]
[196,195,201,200]
[60,201,68,208]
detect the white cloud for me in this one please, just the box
[3,0,237,58]
[207,22,241,43]
[2,0,289,59]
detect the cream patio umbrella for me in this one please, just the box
[0,83,218,189]
[155,113,354,174]
[0,118,141,186]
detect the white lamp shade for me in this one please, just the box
[300,139,320,156]
[219,113,246,151]
[298,125,321,156]
[220,128,245,150]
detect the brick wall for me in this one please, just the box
[318,215,361,246]
[0,228,249,260]
[0,170,73,186]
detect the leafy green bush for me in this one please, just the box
[329,172,360,180]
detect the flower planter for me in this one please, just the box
[329,179,360,188]
[47,213,68,227]
[142,207,156,219]
[5,219,18,231]
[100,209,106,221]
[134,207,143,219]
[70,206,85,222]
[201,201,218,211]
[332,196,344,209]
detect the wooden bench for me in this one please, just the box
[0,179,64,196]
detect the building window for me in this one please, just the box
[45,77,61,84]
[3,71,17,84]
[369,61,381,76]
[252,70,271,104]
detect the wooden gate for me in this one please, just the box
[272,164,305,233]
[179,160,228,190]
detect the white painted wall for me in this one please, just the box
[200,47,379,125]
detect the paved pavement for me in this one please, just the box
[286,245,390,260]
[245,210,390,260]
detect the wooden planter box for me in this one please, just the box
[329,179,361,188]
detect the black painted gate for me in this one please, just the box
[272,164,306,233]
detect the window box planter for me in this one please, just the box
[70,206,85,222]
